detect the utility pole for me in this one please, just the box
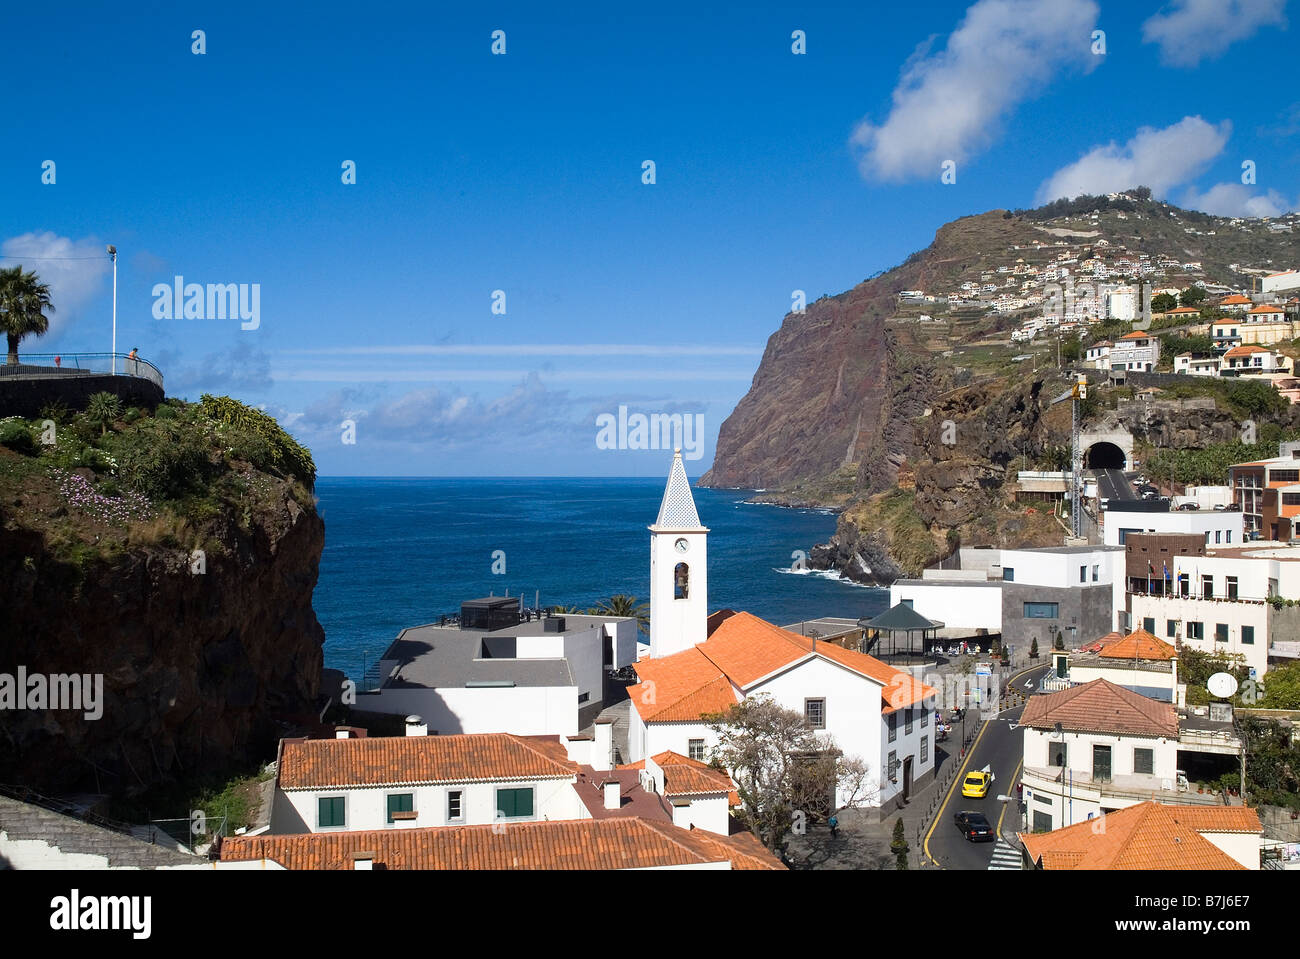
[107,245,117,374]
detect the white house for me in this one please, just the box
[1019,680,1197,832]
[220,815,784,870]
[1173,352,1220,377]
[1110,330,1159,371]
[1084,341,1112,369]
[1050,628,1184,705]
[1221,344,1287,374]
[1020,801,1263,869]
[269,729,588,834]
[269,722,742,839]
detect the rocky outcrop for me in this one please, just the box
[0,481,324,796]
[808,514,906,587]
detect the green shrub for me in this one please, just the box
[0,419,36,455]
[153,404,176,420]
[198,394,316,487]
[84,392,123,436]
[114,420,215,499]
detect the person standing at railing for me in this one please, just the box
[127,347,139,377]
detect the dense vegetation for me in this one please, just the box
[0,394,316,564]
[1010,187,1150,221]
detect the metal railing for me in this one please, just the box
[0,782,139,837]
[0,352,163,389]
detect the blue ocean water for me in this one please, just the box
[313,477,889,676]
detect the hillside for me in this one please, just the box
[701,191,1300,582]
[0,394,325,795]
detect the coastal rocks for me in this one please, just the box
[809,514,906,587]
[0,481,325,796]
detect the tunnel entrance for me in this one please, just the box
[1085,441,1127,470]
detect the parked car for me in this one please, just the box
[1177,502,1198,511]
[954,810,996,842]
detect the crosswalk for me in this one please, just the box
[987,839,1022,870]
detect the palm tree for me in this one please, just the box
[0,266,55,365]
[85,392,122,437]
[591,594,650,634]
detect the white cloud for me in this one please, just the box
[155,340,274,396]
[851,0,1100,181]
[1143,0,1287,66]
[1180,183,1296,217]
[1,232,111,341]
[1036,116,1231,202]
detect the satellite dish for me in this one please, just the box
[1208,672,1239,699]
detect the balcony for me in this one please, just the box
[1023,765,1224,805]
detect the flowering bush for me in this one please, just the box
[52,468,155,525]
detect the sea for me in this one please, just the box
[313,477,890,678]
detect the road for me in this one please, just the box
[1094,468,1135,502]
[923,663,1050,870]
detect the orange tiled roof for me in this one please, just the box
[1166,307,1200,314]
[1225,345,1269,358]
[1018,802,1256,870]
[628,649,739,721]
[1249,304,1285,313]
[1101,629,1177,661]
[1020,679,1178,738]
[277,733,578,789]
[651,751,737,799]
[218,818,785,870]
[1221,294,1252,305]
[1119,331,1150,339]
[630,612,936,723]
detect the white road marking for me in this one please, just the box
[988,839,1022,870]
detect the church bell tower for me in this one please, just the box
[649,449,708,659]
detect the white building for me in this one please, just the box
[268,722,740,839]
[357,602,638,738]
[649,450,709,659]
[1262,270,1300,294]
[1110,330,1159,371]
[1019,680,1237,833]
[1020,801,1263,869]
[630,452,939,811]
[1173,352,1220,377]
[1102,507,1243,547]
[1106,285,1138,321]
[1084,341,1112,369]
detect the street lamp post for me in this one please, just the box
[107,245,117,374]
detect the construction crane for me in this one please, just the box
[1050,373,1088,540]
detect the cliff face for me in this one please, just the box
[0,395,325,796]
[0,481,324,795]
[700,210,1028,495]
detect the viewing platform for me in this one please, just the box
[0,353,164,418]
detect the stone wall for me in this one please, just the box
[0,371,163,418]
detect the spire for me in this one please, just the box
[652,449,705,530]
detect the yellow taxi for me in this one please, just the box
[961,768,994,799]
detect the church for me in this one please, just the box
[629,450,938,813]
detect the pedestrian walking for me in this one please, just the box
[828,813,839,839]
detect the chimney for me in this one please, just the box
[352,852,375,870]
[592,719,614,771]
[670,798,693,829]
[335,727,351,739]
[603,779,621,810]
[405,715,428,737]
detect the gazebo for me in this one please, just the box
[859,603,944,664]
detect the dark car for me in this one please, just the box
[954,810,996,842]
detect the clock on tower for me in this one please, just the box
[648,450,708,659]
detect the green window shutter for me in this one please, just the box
[387,793,413,823]
[318,796,345,828]
[496,787,534,818]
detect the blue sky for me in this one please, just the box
[2,0,1296,476]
